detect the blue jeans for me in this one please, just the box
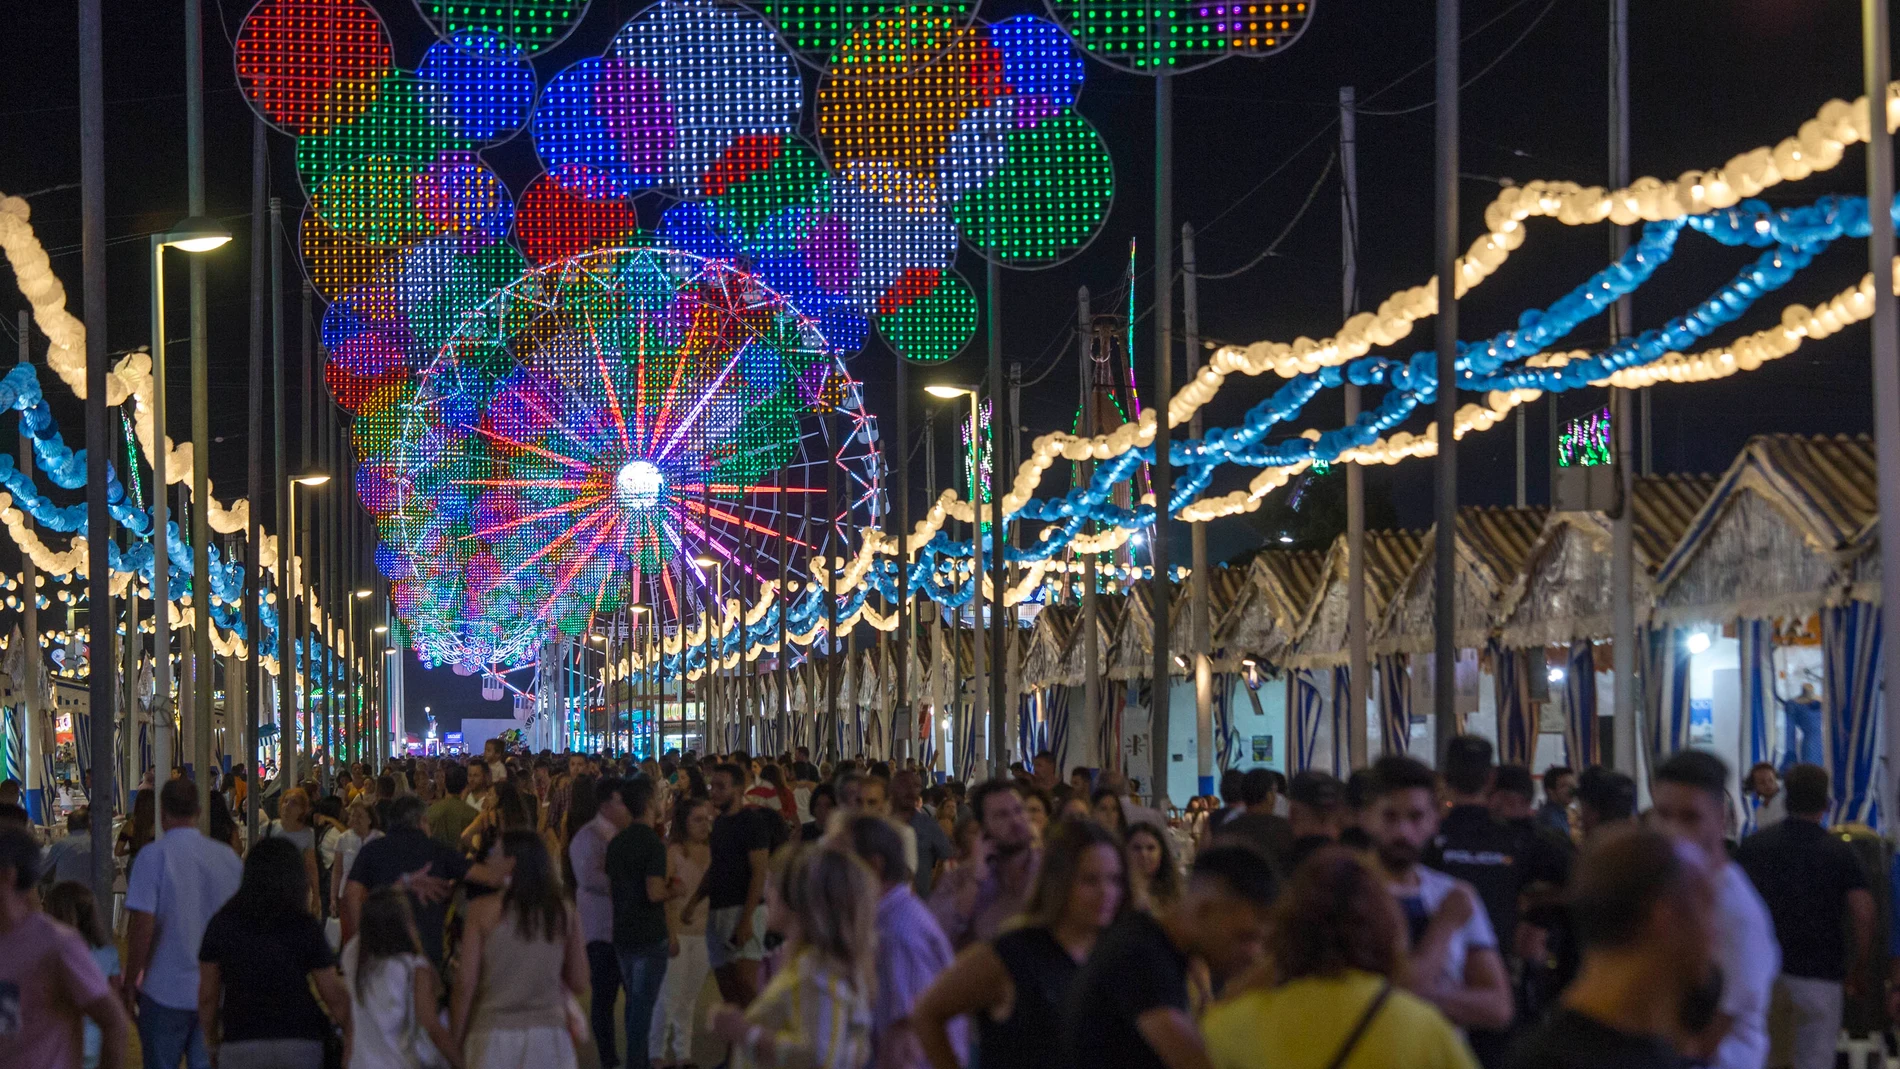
[587,940,624,1068]
[618,941,670,1067]
[139,993,210,1069]
[1783,699,1825,769]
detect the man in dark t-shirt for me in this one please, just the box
[1735,763,1873,1069]
[1211,768,1293,871]
[606,778,673,1063]
[686,762,773,1005]
[343,794,473,973]
[1062,845,1277,1069]
[1508,827,1715,1069]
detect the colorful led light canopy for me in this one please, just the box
[235,0,395,137]
[953,111,1113,266]
[1044,0,1314,71]
[418,31,536,141]
[412,0,594,55]
[876,268,977,362]
[753,0,973,60]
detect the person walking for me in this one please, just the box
[1060,844,1279,1069]
[1125,824,1181,913]
[429,766,479,850]
[838,814,958,1069]
[0,830,128,1069]
[196,837,352,1069]
[708,845,877,1069]
[1507,828,1718,1069]
[1650,751,1779,1069]
[264,787,325,916]
[125,778,245,1069]
[341,888,457,1069]
[568,775,629,1069]
[927,781,1040,949]
[1202,846,1477,1069]
[607,779,674,1068]
[892,771,954,897]
[652,798,715,1069]
[334,799,385,922]
[1535,767,1575,841]
[450,830,589,1069]
[683,763,775,1005]
[914,819,1128,1069]
[43,882,122,1069]
[1734,763,1872,1069]
[1211,769,1294,873]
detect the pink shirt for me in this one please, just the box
[0,912,113,1069]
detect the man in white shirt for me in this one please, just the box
[569,774,633,1068]
[1366,755,1513,1033]
[124,778,244,1069]
[1652,750,1779,1069]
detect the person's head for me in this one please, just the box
[567,753,590,779]
[759,764,786,791]
[1568,826,1716,1006]
[1031,751,1058,787]
[44,880,108,948]
[465,760,490,793]
[840,812,913,888]
[1286,771,1345,840]
[376,774,397,801]
[0,779,19,807]
[776,844,879,989]
[1176,844,1281,982]
[1125,822,1181,908]
[591,774,628,828]
[970,779,1032,854]
[858,776,889,817]
[233,837,309,918]
[484,738,505,762]
[1576,767,1637,835]
[0,825,37,906]
[621,777,658,825]
[499,829,565,942]
[1442,735,1494,800]
[890,769,923,813]
[343,797,378,838]
[1366,756,1438,876]
[159,777,200,828]
[1218,767,1245,807]
[1057,793,1090,822]
[1267,846,1404,984]
[834,771,867,811]
[1239,767,1278,810]
[388,793,428,833]
[444,762,469,798]
[1090,788,1127,832]
[1070,766,1093,793]
[808,782,837,828]
[352,887,426,1002]
[1543,765,1576,806]
[65,806,90,834]
[1021,788,1051,842]
[1488,765,1536,823]
[953,816,983,858]
[1651,751,1731,861]
[709,763,744,810]
[1745,762,1779,799]
[1020,817,1131,934]
[666,795,711,846]
[1782,763,1830,821]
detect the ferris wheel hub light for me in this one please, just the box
[615,460,665,510]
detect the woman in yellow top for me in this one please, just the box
[1201,846,1478,1069]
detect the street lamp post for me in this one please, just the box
[284,472,328,784]
[349,588,370,763]
[148,217,230,806]
[925,384,988,776]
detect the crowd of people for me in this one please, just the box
[0,732,1885,1069]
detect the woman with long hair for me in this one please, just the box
[1201,847,1476,1069]
[265,786,324,914]
[911,820,1131,1069]
[752,764,798,825]
[116,788,155,868]
[197,837,351,1069]
[451,830,589,1069]
[1124,823,1182,912]
[45,881,120,1069]
[651,797,716,1069]
[343,887,456,1068]
[334,798,385,917]
[1089,789,1127,837]
[709,843,878,1069]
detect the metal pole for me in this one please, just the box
[1866,0,1900,811]
[150,237,172,783]
[986,261,1007,772]
[1432,0,1460,756]
[1079,289,1100,778]
[894,350,911,760]
[964,393,986,775]
[1610,0,1638,774]
[80,0,117,901]
[826,414,841,761]
[777,462,789,750]
[1183,226,1213,796]
[187,0,214,824]
[1342,86,1369,769]
[1150,70,1175,808]
[244,117,265,836]
[299,283,314,776]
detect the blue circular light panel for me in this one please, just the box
[419,31,536,142]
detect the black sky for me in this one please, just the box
[0,0,1887,730]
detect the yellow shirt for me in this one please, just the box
[1202,970,1478,1069]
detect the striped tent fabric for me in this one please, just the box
[1045,685,1071,773]
[1378,653,1411,756]
[1823,600,1883,827]
[1017,690,1045,760]
[1212,674,1239,771]
[956,682,980,780]
[1642,627,1693,770]
[1563,639,1600,770]
[1330,666,1349,776]
[1292,669,1324,772]
[1490,642,1533,765]
[1736,618,1775,817]
[72,707,90,777]
[0,705,22,787]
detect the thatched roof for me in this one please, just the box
[1374,507,1547,654]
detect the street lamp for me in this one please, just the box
[148,216,233,790]
[926,384,990,775]
[283,471,328,783]
[693,555,728,748]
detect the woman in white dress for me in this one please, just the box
[652,797,715,1069]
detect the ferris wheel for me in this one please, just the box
[361,246,883,671]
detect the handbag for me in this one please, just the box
[1321,981,1393,1069]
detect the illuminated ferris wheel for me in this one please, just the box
[363,246,883,671]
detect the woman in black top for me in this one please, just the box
[912,819,1133,1069]
[198,837,351,1069]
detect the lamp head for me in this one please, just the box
[162,216,232,253]
[373,625,388,634]
[354,589,372,599]
[630,605,649,615]
[693,555,717,567]
[925,385,971,399]
[293,472,331,487]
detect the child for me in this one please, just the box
[341,887,456,1069]
[44,881,121,1069]
[710,844,876,1069]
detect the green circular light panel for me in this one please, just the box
[412,0,592,55]
[755,0,973,59]
[1043,0,1315,72]
[954,113,1113,268]
[878,271,977,362]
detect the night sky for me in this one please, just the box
[0,0,1886,731]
